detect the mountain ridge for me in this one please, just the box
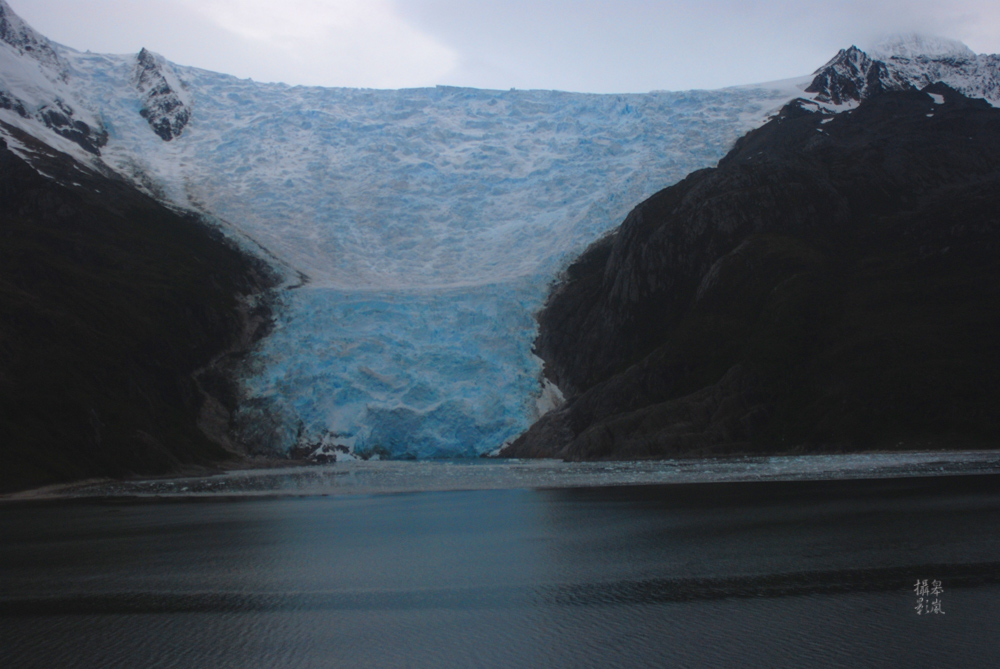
[501,83,1000,459]
[0,118,279,492]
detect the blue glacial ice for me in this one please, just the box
[16,46,810,456]
[236,279,553,457]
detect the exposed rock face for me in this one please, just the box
[504,84,1000,459]
[0,88,26,117]
[0,1,108,154]
[133,48,191,141]
[0,124,276,492]
[36,98,108,154]
[806,46,910,104]
[805,37,1000,106]
[0,0,63,75]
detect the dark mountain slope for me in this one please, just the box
[504,84,1000,459]
[0,125,276,492]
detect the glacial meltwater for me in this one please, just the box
[3,453,1000,668]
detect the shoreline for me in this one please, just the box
[3,448,999,503]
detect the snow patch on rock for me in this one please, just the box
[535,377,565,418]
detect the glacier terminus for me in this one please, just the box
[1,0,997,459]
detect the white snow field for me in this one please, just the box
[2,2,996,457]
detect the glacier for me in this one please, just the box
[3,1,997,458]
[0,37,804,457]
[147,78,799,458]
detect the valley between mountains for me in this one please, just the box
[1,0,999,489]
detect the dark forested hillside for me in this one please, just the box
[0,125,276,492]
[504,84,1000,459]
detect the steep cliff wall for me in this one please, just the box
[505,85,1000,459]
[0,126,276,492]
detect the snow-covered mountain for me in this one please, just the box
[1,0,997,458]
[807,33,1000,105]
[0,2,106,154]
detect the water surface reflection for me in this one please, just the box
[3,476,999,667]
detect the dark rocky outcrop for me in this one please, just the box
[37,98,108,155]
[133,48,191,141]
[804,41,1000,108]
[0,89,27,118]
[0,0,63,75]
[0,123,277,492]
[806,46,911,105]
[504,84,1000,459]
[0,89,109,155]
[0,1,108,155]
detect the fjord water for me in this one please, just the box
[3,472,1000,668]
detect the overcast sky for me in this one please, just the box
[12,0,1000,93]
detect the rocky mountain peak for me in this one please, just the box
[803,36,1000,108]
[0,2,106,154]
[0,0,64,75]
[133,47,191,141]
[136,46,157,70]
[805,46,910,105]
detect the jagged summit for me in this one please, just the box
[806,46,908,105]
[0,0,63,75]
[804,36,999,107]
[0,1,107,154]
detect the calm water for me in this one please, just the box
[3,473,1000,667]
